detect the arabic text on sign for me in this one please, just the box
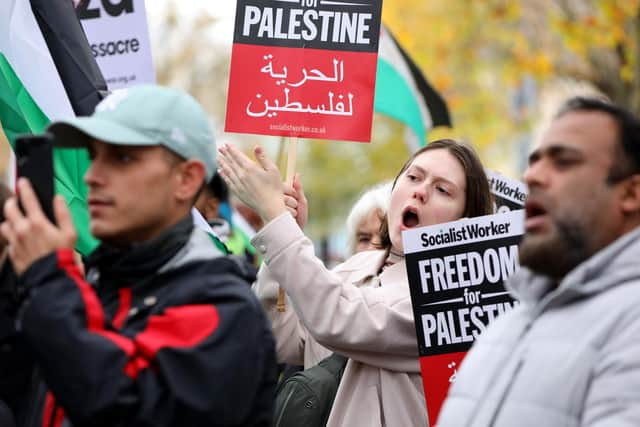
[260,55,344,86]
[246,88,354,118]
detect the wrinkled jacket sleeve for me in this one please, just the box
[252,213,419,372]
[17,249,273,427]
[581,306,640,427]
[253,264,307,365]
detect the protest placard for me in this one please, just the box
[486,170,528,213]
[403,210,524,424]
[225,0,383,142]
[76,0,155,90]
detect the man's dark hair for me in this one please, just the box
[205,173,229,202]
[556,97,640,183]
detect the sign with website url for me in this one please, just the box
[225,0,383,142]
[76,0,155,90]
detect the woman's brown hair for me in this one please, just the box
[378,139,494,250]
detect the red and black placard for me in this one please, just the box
[403,211,524,425]
[225,0,383,142]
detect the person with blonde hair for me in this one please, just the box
[345,181,392,255]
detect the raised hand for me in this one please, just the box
[284,173,308,230]
[218,144,288,224]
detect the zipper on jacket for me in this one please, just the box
[485,358,524,427]
[22,366,43,427]
[464,318,533,427]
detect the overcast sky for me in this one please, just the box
[145,0,237,44]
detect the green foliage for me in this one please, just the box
[153,0,640,238]
[300,116,409,237]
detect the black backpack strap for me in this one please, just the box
[318,353,348,379]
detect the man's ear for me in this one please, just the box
[620,174,640,215]
[175,160,206,202]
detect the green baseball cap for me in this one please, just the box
[48,84,217,180]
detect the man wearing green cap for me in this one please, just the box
[0,85,276,427]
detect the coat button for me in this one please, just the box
[144,296,157,307]
[87,270,100,283]
[128,307,139,317]
[258,244,267,254]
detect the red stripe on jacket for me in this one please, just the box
[42,392,64,427]
[112,288,132,329]
[41,250,221,426]
[55,249,220,380]
[135,305,219,358]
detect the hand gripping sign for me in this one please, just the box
[403,210,525,424]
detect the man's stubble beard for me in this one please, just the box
[519,217,590,280]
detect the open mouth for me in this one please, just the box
[524,199,549,231]
[525,201,546,219]
[402,207,420,228]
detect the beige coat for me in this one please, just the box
[253,213,428,427]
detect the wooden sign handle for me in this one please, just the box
[277,137,298,312]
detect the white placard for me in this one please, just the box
[402,210,525,255]
[486,169,528,208]
[77,0,155,90]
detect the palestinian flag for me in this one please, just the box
[0,0,107,255]
[375,25,451,150]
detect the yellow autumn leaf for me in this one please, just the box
[621,64,634,82]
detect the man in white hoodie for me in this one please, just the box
[437,97,640,427]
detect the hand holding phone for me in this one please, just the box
[1,134,77,274]
[1,179,77,275]
[15,133,55,224]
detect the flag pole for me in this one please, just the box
[277,136,298,312]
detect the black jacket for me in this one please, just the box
[2,217,276,427]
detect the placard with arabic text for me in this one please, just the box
[225,0,383,142]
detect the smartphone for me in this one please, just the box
[15,133,56,223]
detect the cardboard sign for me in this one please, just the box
[225,0,383,142]
[486,170,528,213]
[77,0,155,90]
[403,210,525,424]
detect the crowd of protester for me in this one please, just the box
[0,84,638,427]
